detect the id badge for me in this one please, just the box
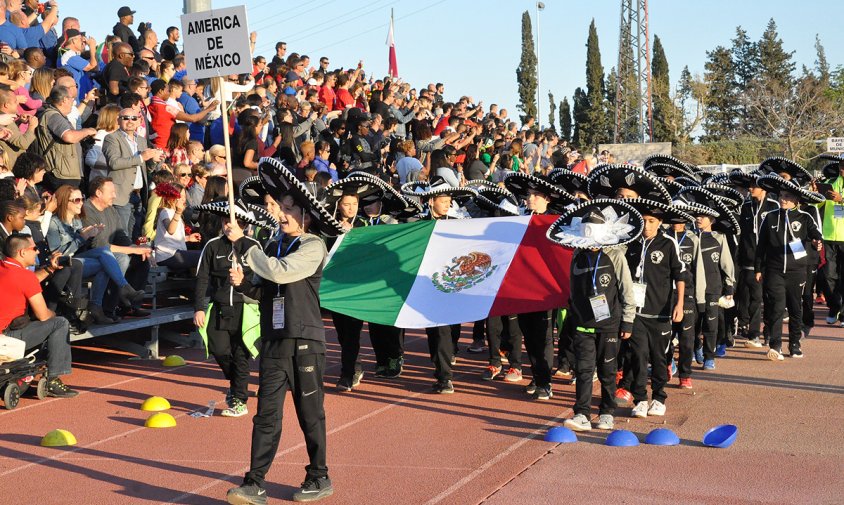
[632,282,647,309]
[272,297,285,329]
[835,206,844,219]
[589,294,611,322]
[789,240,807,260]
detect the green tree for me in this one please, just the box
[581,19,608,147]
[651,34,675,143]
[547,90,557,132]
[815,34,829,84]
[572,87,588,147]
[756,18,795,89]
[615,30,641,142]
[515,11,538,122]
[605,67,618,141]
[559,97,572,142]
[730,26,757,127]
[702,46,738,141]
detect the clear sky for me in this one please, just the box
[61,0,842,126]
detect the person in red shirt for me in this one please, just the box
[0,233,77,398]
[334,73,355,110]
[147,79,218,149]
[318,72,337,112]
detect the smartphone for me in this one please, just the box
[815,182,834,194]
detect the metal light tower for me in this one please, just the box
[614,0,652,143]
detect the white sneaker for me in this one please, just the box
[631,401,649,418]
[596,414,614,430]
[564,413,592,432]
[647,400,666,416]
[767,348,784,361]
[744,338,763,348]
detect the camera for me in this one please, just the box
[56,256,72,267]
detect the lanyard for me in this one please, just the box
[275,236,301,296]
[588,251,603,296]
[677,231,687,248]
[636,237,654,280]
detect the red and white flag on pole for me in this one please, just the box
[387,13,398,78]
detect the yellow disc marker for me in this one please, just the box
[41,429,77,447]
[140,396,171,412]
[144,412,177,428]
[162,355,186,367]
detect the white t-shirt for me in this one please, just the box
[154,208,185,262]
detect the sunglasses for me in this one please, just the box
[119,115,139,121]
[177,172,191,177]
[69,197,84,203]
[119,52,134,57]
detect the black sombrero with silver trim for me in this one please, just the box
[818,154,843,180]
[756,174,825,205]
[344,171,422,219]
[656,176,685,198]
[546,198,644,249]
[465,179,522,216]
[701,183,743,210]
[323,176,385,208]
[643,154,699,181]
[625,198,694,225]
[196,199,279,231]
[548,168,589,196]
[671,197,720,219]
[257,157,344,237]
[587,163,672,205]
[400,176,478,205]
[503,171,577,209]
[756,157,813,187]
[238,176,267,206]
[676,186,739,234]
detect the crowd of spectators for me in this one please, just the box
[0,1,611,398]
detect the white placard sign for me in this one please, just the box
[181,5,252,79]
[827,137,844,153]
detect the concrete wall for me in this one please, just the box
[597,142,672,164]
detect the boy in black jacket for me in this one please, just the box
[547,199,641,432]
[754,175,824,360]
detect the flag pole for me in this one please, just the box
[217,76,237,227]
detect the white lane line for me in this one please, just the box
[423,409,573,505]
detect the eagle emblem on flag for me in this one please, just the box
[432,252,498,293]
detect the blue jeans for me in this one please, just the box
[75,247,128,306]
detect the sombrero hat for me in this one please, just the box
[756,174,825,205]
[196,199,278,231]
[625,198,694,225]
[504,172,577,205]
[548,168,589,196]
[725,169,757,189]
[676,186,739,234]
[642,154,698,180]
[238,176,267,206]
[257,157,344,237]
[323,176,385,208]
[587,163,672,205]
[656,176,685,198]
[400,176,478,205]
[756,157,813,187]
[465,180,522,216]
[701,183,743,210]
[345,171,422,219]
[547,198,644,249]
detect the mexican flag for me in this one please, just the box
[320,215,572,328]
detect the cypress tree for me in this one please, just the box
[582,19,608,147]
[605,67,618,141]
[547,90,557,132]
[560,97,572,142]
[651,35,674,142]
[516,11,538,122]
[572,87,588,147]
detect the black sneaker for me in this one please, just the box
[226,483,268,505]
[432,380,454,394]
[382,357,402,378]
[525,380,537,395]
[336,376,353,392]
[351,370,363,388]
[46,378,79,398]
[292,476,334,502]
[533,385,553,401]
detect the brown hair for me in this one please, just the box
[30,67,54,99]
[166,123,190,151]
[54,185,85,223]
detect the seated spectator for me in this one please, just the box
[85,104,120,181]
[81,177,152,318]
[0,87,37,168]
[186,140,204,166]
[46,185,145,323]
[313,140,338,182]
[0,233,77,398]
[152,182,201,270]
[166,123,190,166]
[29,67,54,103]
[32,84,96,191]
[185,163,208,218]
[8,60,41,126]
[13,152,49,205]
[396,140,422,184]
[142,169,175,240]
[0,198,26,246]
[232,112,261,184]
[195,175,227,242]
